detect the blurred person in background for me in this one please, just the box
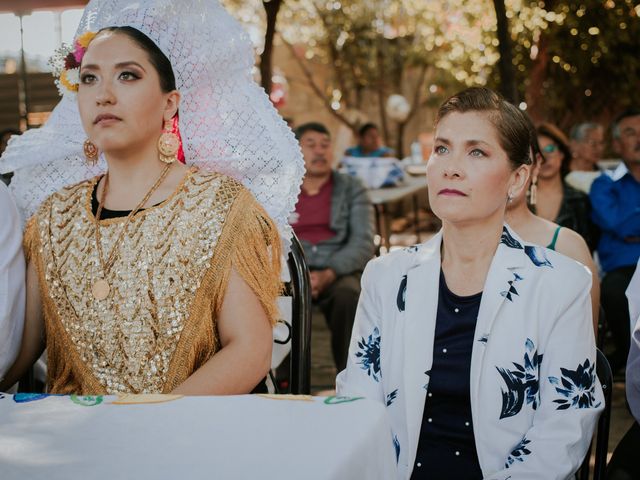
[292,122,375,373]
[345,123,394,158]
[590,108,640,374]
[506,119,599,332]
[565,122,606,193]
[569,122,605,172]
[534,122,598,251]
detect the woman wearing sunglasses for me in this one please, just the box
[506,122,600,333]
[532,123,598,252]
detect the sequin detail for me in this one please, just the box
[29,170,279,394]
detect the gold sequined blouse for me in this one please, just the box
[24,169,282,395]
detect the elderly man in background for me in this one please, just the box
[291,122,375,373]
[0,182,25,388]
[569,122,606,172]
[565,122,606,193]
[590,108,640,374]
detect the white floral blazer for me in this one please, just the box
[336,225,603,480]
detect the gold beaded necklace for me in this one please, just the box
[91,163,173,300]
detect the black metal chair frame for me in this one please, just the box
[577,348,613,480]
[282,234,312,394]
[597,306,606,352]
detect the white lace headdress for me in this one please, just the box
[0,0,304,250]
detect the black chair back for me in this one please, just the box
[283,234,312,394]
[597,305,606,352]
[578,348,613,480]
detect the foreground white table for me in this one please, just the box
[0,393,396,480]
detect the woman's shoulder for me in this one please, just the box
[503,225,590,289]
[554,227,594,270]
[186,169,269,221]
[186,169,249,201]
[520,236,592,290]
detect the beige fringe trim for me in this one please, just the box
[162,186,282,392]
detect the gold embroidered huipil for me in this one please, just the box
[24,169,281,395]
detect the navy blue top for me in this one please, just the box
[590,166,640,272]
[91,180,159,219]
[411,270,483,480]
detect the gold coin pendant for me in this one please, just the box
[92,279,110,300]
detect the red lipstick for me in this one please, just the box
[438,188,467,196]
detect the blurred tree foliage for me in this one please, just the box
[223,0,640,146]
[225,0,498,156]
[279,1,461,155]
[506,0,640,129]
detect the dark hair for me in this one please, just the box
[97,26,176,93]
[536,122,572,178]
[0,128,21,140]
[436,87,532,169]
[358,122,378,137]
[521,112,542,165]
[294,122,330,141]
[611,107,640,139]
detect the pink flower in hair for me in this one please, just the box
[73,45,85,64]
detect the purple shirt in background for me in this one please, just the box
[626,258,640,423]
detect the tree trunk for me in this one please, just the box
[376,47,390,144]
[377,87,390,146]
[525,0,557,120]
[283,39,358,131]
[525,33,549,122]
[260,0,283,95]
[492,0,518,104]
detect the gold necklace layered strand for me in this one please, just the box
[92,163,173,300]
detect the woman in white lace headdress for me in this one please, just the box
[0,0,304,395]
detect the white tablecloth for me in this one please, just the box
[0,393,396,480]
[368,174,427,205]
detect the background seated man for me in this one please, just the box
[565,122,606,193]
[292,122,375,373]
[569,122,605,172]
[590,108,640,374]
[345,123,394,158]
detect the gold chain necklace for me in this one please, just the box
[92,163,173,300]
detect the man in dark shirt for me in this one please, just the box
[590,108,640,373]
[291,122,375,372]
